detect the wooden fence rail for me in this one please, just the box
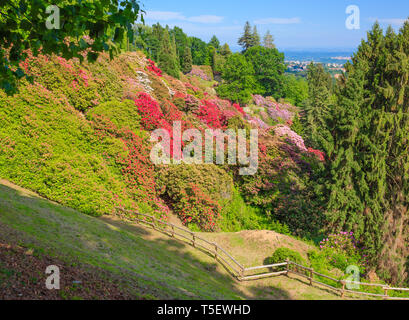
[116,208,409,300]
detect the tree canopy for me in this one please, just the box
[0,0,143,95]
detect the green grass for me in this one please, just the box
[0,179,344,300]
[0,180,245,299]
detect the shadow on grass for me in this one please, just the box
[0,182,299,300]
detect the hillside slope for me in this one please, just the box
[0,179,340,300]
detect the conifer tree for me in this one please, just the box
[158,29,180,78]
[209,35,221,50]
[326,22,409,283]
[220,43,232,56]
[238,21,254,51]
[304,63,334,153]
[181,46,193,74]
[251,26,261,47]
[263,30,275,49]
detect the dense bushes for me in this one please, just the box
[156,164,233,231]
[0,83,138,216]
[266,247,305,270]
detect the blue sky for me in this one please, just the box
[141,0,409,52]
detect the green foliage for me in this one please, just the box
[0,0,142,95]
[0,85,138,216]
[156,164,233,230]
[281,74,308,106]
[290,114,304,137]
[208,35,221,50]
[158,29,180,78]
[181,47,193,74]
[220,43,232,56]
[238,21,258,52]
[244,46,286,98]
[219,187,289,233]
[190,37,209,65]
[87,99,142,133]
[266,247,305,269]
[325,21,409,285]
[303,63,334,153]
[216,53,256,104]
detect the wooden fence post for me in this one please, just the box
[340,280,345,298]
[240,267,244,279]
[214,244,218,260]
[136,212,140,223]
[171,225,175,237]
[192,234,196,247]
[309,268,313,286]
[285,258,290,276]
[384,286,389,300]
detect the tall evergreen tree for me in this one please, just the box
[304,63,334,153]
[251,26,261,47]
[181,46,193,74]
[158,29,180,78]
[263,30,275,49]
[220,43,232,56]
[209,35,221,50]
[326,22,409,284]
[238,21,254,51]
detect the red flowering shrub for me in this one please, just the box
[197,99,225,129]
[175,183,220,231]
[91,113,169,220]
[134,92,165,130]
[146,58,162,77]
[308,148,326,161]
[233,103,245,115]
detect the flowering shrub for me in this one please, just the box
[317,231,368,273]
[268,105,293,122]
[308,148,326,161]
[91,113,170,220]
[232,103,245,116]
[188,65,210,81]
[146,58,162,77]
[175,183,220,231]
[197,99,225,129]
[134,92,165,130]
[273,125,307,152]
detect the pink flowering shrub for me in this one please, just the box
[273,125,307,151]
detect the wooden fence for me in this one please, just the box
[116,208,409,300]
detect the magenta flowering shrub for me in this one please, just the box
[319,231,368,272]
[268,106,293,122]
[253,94,274,107]
[188,66,211,81]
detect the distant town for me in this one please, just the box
[285,56,351,78]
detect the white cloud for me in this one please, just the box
[254,17,301,25]
[146,11,223,24]
[370,18,406,26]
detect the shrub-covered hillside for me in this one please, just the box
[0,50,324,236]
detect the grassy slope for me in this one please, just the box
[0,179,340,300]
